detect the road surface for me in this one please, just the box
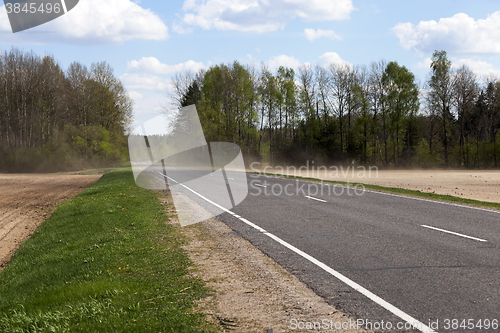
[153,167,500,332]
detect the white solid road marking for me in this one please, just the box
[60,0,68,13]
[158,171,436,333]
[421,225,488,242]
[305,195,327,203]
[254,183,267,188]
[158,171,178,183]
[365,189,500,215]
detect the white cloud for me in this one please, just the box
[304,28,341,42]
[267,54,302,71]
[133,95,167,116]
[121,73,170,91]
[177,0,354,33]
[172,22,194,35]
[415,57,500,77]
[261,52,350,72]
[416,58,432,69]
[393,11,500,53]
[127,57,207,75]
[128,91,144,100]
[0,0,168,44]
[0,8,9,32]
[122,58,208,94]
[452,58,500,77]
[318,52,351,68]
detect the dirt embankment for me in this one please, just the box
[0,173,100,269]
[251,168,500,203]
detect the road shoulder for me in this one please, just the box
[159,191,366,333]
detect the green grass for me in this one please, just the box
[65,166,131,175]
[0,170,216,332]
[252,172,500,211]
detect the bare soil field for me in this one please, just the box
[0,173,101,269]
[252,168,500,204]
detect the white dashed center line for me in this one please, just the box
[421,225,487,242]
[305,195,327,203]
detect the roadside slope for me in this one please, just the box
[0,170,216,332]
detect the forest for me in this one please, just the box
[1,47,498,172]
[0,48,132,172]
[172,50,500,169]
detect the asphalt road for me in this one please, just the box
[154,168,500,332]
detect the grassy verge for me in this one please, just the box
[251,172,500,211]
[0,170,216,332]
[70,167,131,175]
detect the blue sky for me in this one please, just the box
[1,0,500,128]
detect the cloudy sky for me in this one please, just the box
[1,0,500,128]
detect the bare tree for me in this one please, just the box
[428,50,454,166]
[452,65,478,166]
[298,64,316,157]
[368,60,387,164]
[328,63,352,155]
[169,71,196,109]
[315,65,331,122]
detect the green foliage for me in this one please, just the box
[195,61,260,156]
[381,61,420,166]
[417,139,443,167]
[428,50,454,166]
[175,51,500,169]
[181,81,201,107]
[0,125,128,172]
[0,47,132,173]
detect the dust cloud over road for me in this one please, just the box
[251,167,500,204]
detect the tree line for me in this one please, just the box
[0,47,132,172]
[171,50,500,168]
